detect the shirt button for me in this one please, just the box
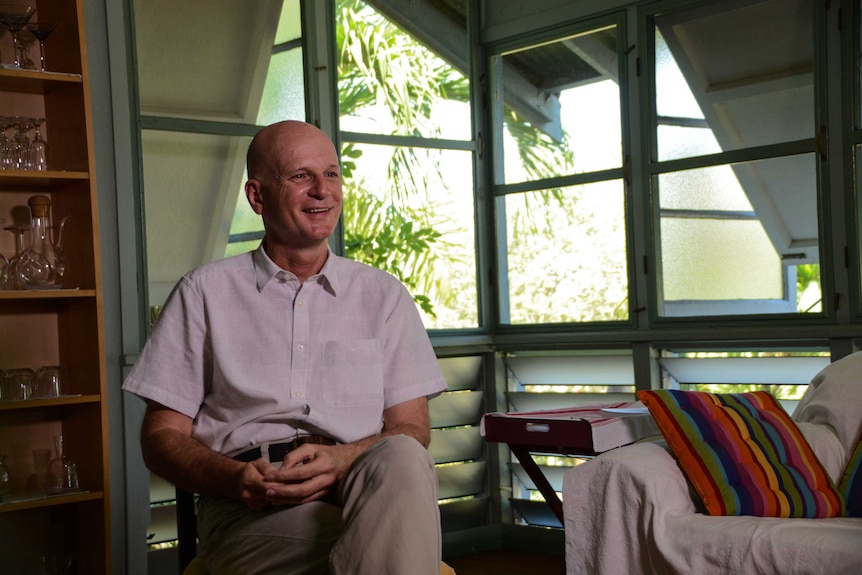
[296,391,303,398]
[297,300,304,307]
[297,344,304,352]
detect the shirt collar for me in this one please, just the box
[252,243,339,296]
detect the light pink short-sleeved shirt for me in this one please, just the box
[122,246,448,456]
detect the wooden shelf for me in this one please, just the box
[0,289,96,300]
[0,489,102,513]
[0,67,83,93]
[0,1,110,572]
[0,170,90,190]
[0,394,100,412]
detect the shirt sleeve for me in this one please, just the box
[380,279,449,409]
[121,276,209,419]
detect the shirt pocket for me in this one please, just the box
[322,339,384,407]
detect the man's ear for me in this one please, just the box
[245,179,264,215]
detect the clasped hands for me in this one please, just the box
[237,443,353,510]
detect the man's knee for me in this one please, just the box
[375,434,434,471]
[348,434,436,494]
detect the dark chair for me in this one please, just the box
[176,487,205,574]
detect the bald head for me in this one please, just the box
[243,120,343,270]
[246,121,338,181]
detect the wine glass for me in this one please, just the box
[0,116,16,170]
[29,117,47,170]
[25,20,55,72]
[0,4,36,69]
[15,27,35,69]
[10,118,31,170]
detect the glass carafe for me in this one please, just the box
[46,435,78,494]
[6,223,45,290]
[24,195,64,288]
[0,251,9,289]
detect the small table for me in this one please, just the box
[481,404,659,523]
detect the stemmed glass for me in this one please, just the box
[29,117,47,170]
[15,28,35,69]
[10,118,31,170]
[0,117,15,170]
[24,20,54,72]
[0,4,36,69]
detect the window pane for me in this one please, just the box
[336,0,470,140]
[257,49,306,125]
[141,131,252,306]
[657,154,821,316]
[857,146,862,313]
[342,143,478,329]
[274,0,302,45]
[499,25,621,185]
[660,218,783,300]
[655,0,814,161]
[659,348,830,415]
[503,181,628,324]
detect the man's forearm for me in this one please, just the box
[142,424,245,499]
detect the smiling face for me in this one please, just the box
[245,122,343,257]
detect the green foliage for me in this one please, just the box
[336,0,468,318]
[343,191,441,316]
[796,263,821,312]
[335,0,588,325]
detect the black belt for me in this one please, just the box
[233,436,337,463]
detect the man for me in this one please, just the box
[123,121,449,574]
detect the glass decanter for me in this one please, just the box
[8,222,50,289]
[0,250,9,289]
[46,435,78,494]
[23,194,62,288]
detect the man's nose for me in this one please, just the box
[308,176,328,198]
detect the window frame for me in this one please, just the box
[485,11,636,332]
[639,0,833,325]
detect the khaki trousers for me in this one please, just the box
[197,435,442,575]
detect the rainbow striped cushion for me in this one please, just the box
[840,433,862,517]
[637,389,844,518]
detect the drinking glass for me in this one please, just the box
[0,4,36,69]
[24,20,54,72]
[35,365,62,398]
[2,367,34,401]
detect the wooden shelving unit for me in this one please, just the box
[0,0,109,573]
